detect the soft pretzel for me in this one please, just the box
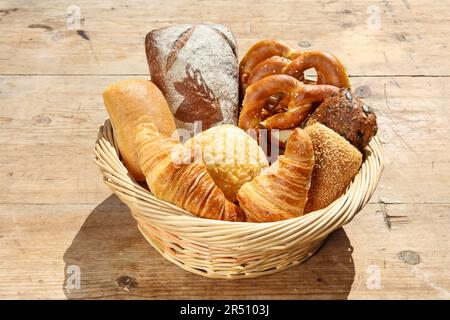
[248,51,350,89]
[239,40,300,94]
[246,56,291,86]
[239,74,340,130]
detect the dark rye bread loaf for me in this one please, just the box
[145,24,239,135]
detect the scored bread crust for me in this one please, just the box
[145,24,239,134]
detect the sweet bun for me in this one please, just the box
[136,123,244,222]
[304,122,362,213]
[185,125,268,202]
[103,79,177,181]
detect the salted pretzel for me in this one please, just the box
[240,40,299,94]
[240,40,350,94]
[248,51,350,89]
[239,74,340,130]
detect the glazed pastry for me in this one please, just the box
[307,89,378,150]
[136,122,244,222]
[103,79,177,181]
[237,128,314,222]
[185,125,268,202]
[304,122,363,213]
[145,24,239,134]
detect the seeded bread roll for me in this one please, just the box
[145,24,239,135]
[304,122,362,213]
[308,89,378,150]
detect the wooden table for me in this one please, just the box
[1,0,449,299]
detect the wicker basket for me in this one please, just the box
[94,119,383,279]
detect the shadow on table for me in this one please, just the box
[63,194,355,299]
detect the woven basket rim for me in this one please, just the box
[93,119,383,278]
[94,119,384,228]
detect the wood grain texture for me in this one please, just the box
[1,199,448,299]
[0,0,449,75]
[1,76,448,205]
[0,0,449,299]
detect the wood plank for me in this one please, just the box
[0,200,448,299]
[1,0,449,300]
[1,75,449,205]
[1,71,449,298]
[0,0,449,75]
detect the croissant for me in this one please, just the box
[236,128,314,222]
[135,122,244,222]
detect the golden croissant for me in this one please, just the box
[135,122,244,222]
[236,128,315,222]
